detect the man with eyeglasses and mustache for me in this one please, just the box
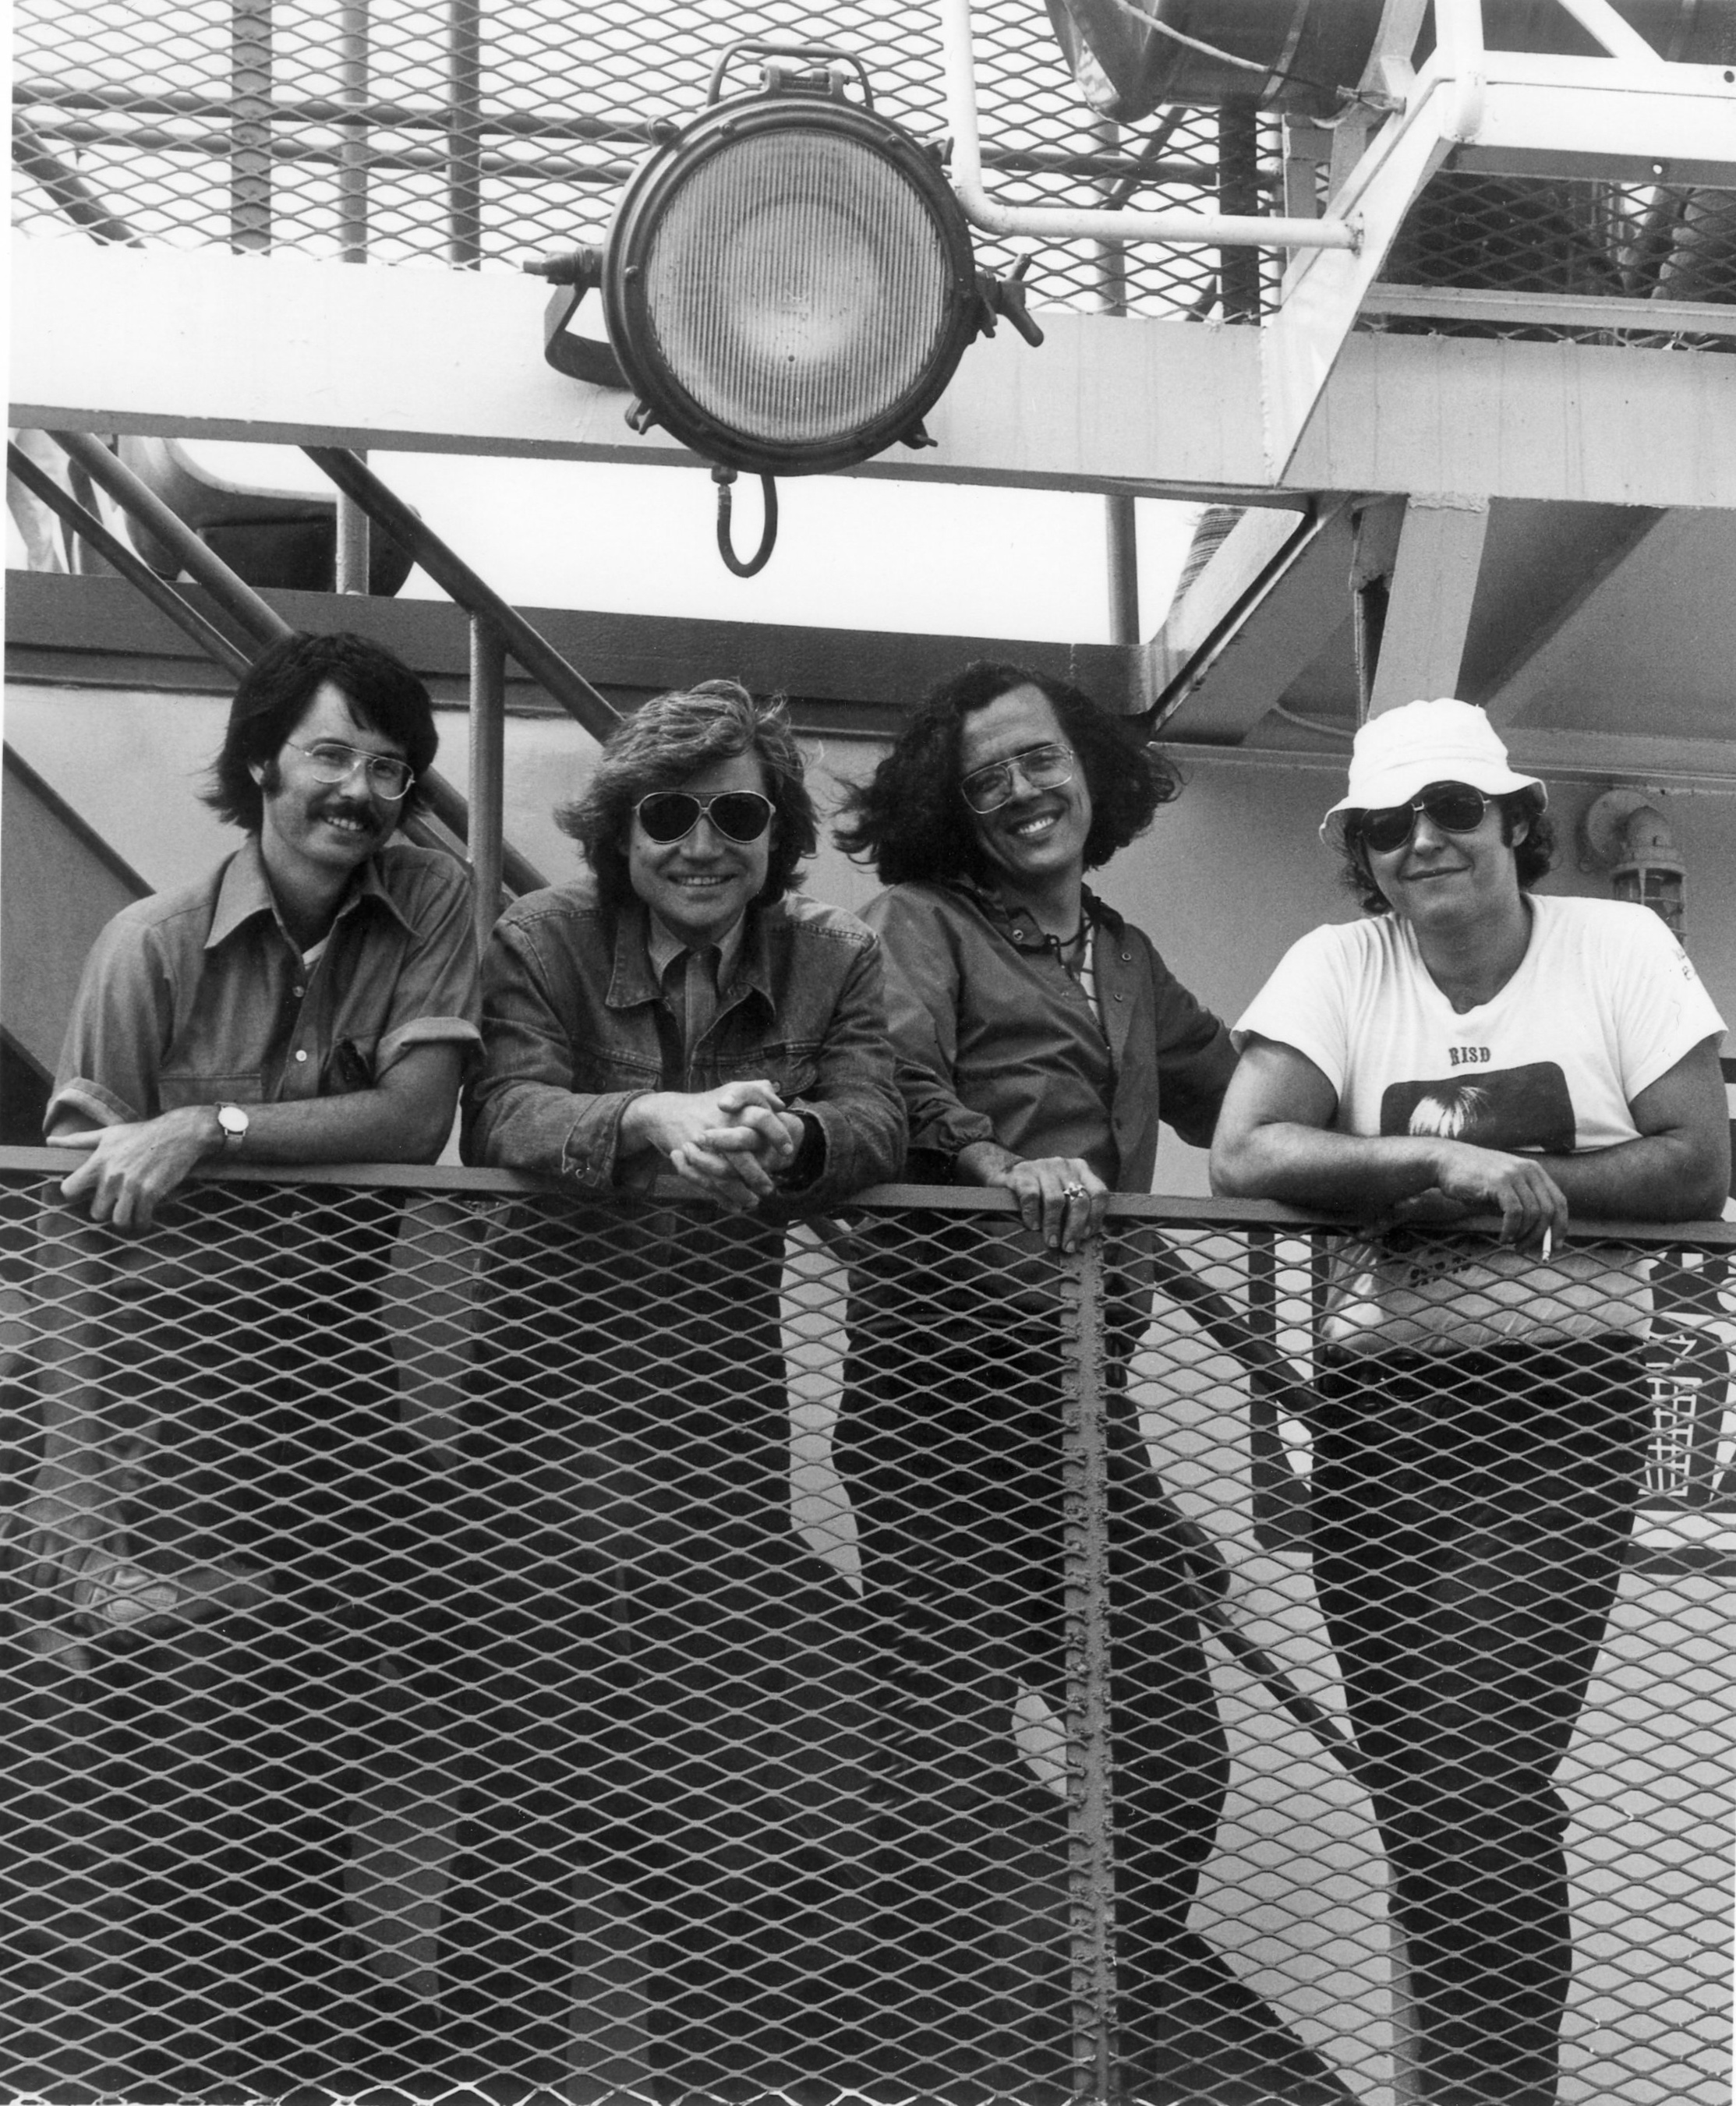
[19,631,479,2090]
[1213,698,1728,2106]
[454,680,903,2095]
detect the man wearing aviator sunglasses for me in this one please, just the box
[457,680,903,2094]
[1215,698,1729,2106]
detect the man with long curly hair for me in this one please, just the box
[833,662,1345,2104]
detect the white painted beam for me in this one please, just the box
[1260,81,1456,483]
[13,239,1736,510]
[1462,56,1736,187]
[1367,493,1491,714]
[1149,505,1359,742]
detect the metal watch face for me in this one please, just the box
[217,1104,249,1143]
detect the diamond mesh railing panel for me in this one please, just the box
[1367,171,1736,348]
[0,1157,1729,2104]
[9,0,1275,320]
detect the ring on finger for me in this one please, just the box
[1062,1182,1086,1199]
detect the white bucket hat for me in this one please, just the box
[1322,698,1545,826]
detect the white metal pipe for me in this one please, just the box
[935,0,1360,253]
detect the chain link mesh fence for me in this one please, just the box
[0,1154,1728,2104]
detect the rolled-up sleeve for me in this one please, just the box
[776,931,907,1208]
[864,889,997,1164]
[462,908,646,1186]
[47,913,179,1135]
[373,858,482,1073]
[1149,949,1239,1148]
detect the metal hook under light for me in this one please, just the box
[712,467,778,578]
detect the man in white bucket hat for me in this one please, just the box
[1212,698,1728,2105]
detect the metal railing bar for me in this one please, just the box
[230,0,273,253]
[48,430,293,650]
[447,0,482,266]
[302,447,621,742]
[12,83,1259,187]
[1,1150,1725,1246]
[5,447,254,677]
[17,121,641,185]
[1059,1234,1115,2105]
[10,113,142,244]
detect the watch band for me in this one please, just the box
[215,1102,249,1150]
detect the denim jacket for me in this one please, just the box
[461,878,905,1213]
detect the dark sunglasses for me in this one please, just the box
[633,790,775,845]
[1358,783,1492,855]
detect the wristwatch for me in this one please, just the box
[215,1102,249,1152]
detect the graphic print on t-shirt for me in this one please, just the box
[1379,1061,1575,1154]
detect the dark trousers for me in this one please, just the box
[836,1310,1226,1990]
[0,1192,412,2097]
[447,1210,884,2094]
[1313,1335,1647,2106]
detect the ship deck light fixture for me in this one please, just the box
[526,39,1042,575]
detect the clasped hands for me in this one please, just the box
[626,1080,805,1211]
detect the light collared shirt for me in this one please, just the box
[645,910,748,1066]
[48,835,481,1132]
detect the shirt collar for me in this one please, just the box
[954,874,1123,949]
[645,906,748,988]
[610,896,772,1009]
[205,834,412,952]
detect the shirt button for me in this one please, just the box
[294,1049,309,1063]
[1113,991,1126,1002]
[292,985,305,998]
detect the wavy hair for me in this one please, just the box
[559,680,816,913]
[1338,787,1555,914]
[833,660,1179,885]
[204,631,438,831]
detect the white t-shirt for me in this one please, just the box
[1235,896,1726,1354]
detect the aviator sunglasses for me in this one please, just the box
[634,790,776,844]
[960,741,1077,815]
[1357,782,1494,855]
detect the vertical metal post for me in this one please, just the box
[1217,99,1261,323]
[447,0,483,267]
[1059,1235,1115,2106]
[338,0,369,262]
[334,0,371,592]
[468,613,507,958]
[230,0,273,253]
[1093,118,1140,647]
[335,479,371,594]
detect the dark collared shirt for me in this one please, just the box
[48,836,480,1132]
[461,878,905,1210]
[862,878,1236,1193]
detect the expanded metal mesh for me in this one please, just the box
[1370,172,1736,347]
[9,0,1282,320]
[0,1160,1728,2104]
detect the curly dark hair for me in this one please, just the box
[205,631,438,830]
[559,680,816,913]
[833,660,1179,885]
[1338,786,1555,914]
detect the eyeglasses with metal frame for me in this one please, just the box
[1357,782,1495,855]
[286,740,415,800]
[633,790,776,844]
[959,741,1077,815]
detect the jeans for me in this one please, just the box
[1313,1334,1647,2106]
